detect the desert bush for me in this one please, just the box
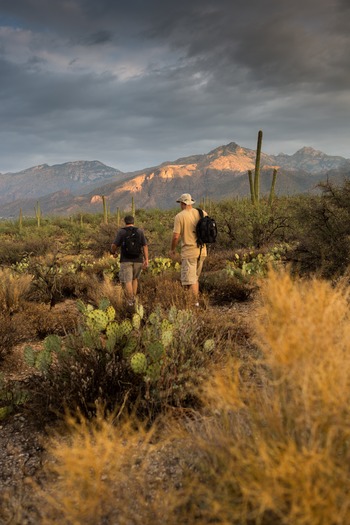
[0,314,19,361]
[136,208,174,257]
[166,269,350,525]
[201,270,256,304]
[89,223,118,257]
[23,300,218,419]
[140,271,190,308]
[0,235,53,265]
[289,180,350,277]
[213,197,292,249]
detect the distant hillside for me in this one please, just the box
[1,143,350,218]
[0,160,125,207]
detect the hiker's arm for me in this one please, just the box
[142,244,149,268]
[111,243,118,257]
[169,232,180,257]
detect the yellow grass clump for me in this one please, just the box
[39,408,178,525]
[180,268,350,524]
[0,268,32,313]
[35,269,350,525]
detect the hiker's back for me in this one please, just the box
[174,208,207,259]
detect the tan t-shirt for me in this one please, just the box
[173,207,207,259]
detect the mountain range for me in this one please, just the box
[1,142,349,218]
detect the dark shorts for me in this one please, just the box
[119,262,143,283]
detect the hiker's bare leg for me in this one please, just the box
[124,281,134,303]
[132,278,138,297]
[190,282,199,301]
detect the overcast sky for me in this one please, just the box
[0,0,349,173]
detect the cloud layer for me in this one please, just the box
[0,0,349,173]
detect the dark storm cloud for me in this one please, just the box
[0,0,349,173]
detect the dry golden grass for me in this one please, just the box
[85,274,124,313]
[175,268,350,524]
[0,268,32,313]
[18,268,350,524]
[38,409,179,525]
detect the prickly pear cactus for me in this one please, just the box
[145,362,162,382]
[134,301,144,320]
[44,334,62,353]
[161,329,173,348]
[148,312,159,325]
[86,309,109,332]
[119,319,133,337]
[105,305,116,322]
[130,352,148,374]
[106,321,120,340]
[98,298,110,311]
[24,346,36,367]
[147,342,165,362]
[203,339,215,352]
[122,335,138,358]
[132,313,141,330]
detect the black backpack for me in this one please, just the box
[196,208,218,247]
[122,227,142,258]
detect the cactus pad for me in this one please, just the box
[122,336,138,358]
[106,305,116,322]
[203,339,215,352]
[147,342,165,361]
[130,352,148,374]
[132,313,141,330]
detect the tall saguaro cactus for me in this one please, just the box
[116,207,121,228]
[102,195,108,224]
[253,130,263,205]
[19,208,23,233]
[34,201,42,228]
[268,169,278,206]
[248,130,278,207]
[131,196,135,218]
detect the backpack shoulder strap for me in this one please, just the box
[196,208,204,219]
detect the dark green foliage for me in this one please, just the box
[214,198,292,249]
[289,180,350,277]
[89,223,118,257]
[201,271,256,304]
[0,236,53,265]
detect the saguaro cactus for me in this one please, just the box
[248,130,278,207]
[102,195,108,224]
[131,196,135,217]
[116,207,121,228]
[34,201,42,227]
[253,129,263,204]
[268,168,278,206]
[19,208,23,233]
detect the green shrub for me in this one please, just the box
[23,300,218,419]
[288,181,350,277]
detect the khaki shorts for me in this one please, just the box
[181,257,206,286]
[119,262,143,283]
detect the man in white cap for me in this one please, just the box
[169,193,207,306]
